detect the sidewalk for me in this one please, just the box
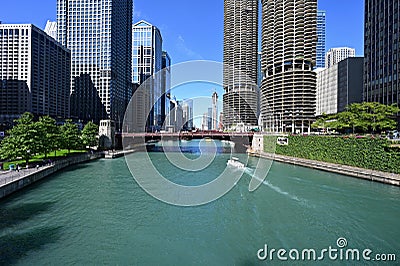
[252,151,400,186]
[0,164,54,188]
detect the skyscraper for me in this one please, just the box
[364,0,399,106]
[44,20,57,40]
[325,47,356,68]
[161,51,171,129]
[57,0,133,128]
[223,0,259,130]
[212,92,218,130]
[260,0,317,133]
[132,20,163,131]
[0,24,71,123]
[316,10,326,69]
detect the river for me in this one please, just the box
[0,140,399,265]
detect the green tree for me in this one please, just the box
[60,119,82,153]
[81,121,99,148]
[0,112,41,165]
[37,116,61,158]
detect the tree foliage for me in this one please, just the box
[0,113,41,164]
[0,113,100,162]
[60,119,82,153]
[81,121,99,148]
[312,102,399,133]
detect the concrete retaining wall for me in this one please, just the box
[252,152,400,187]
[0,153,103,200]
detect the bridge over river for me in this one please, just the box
[117,131,255,152]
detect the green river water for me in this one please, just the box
[0,140,399,265]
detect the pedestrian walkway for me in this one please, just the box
[0,164,54,188]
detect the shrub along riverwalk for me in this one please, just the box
[265,135,400,174]
[261,135,400,186]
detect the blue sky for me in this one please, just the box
[0,0,365,62]
[0,0,365,124]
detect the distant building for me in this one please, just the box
[0,24,71,123]
[207,107,213,131]
[57,0,133,128]
[325,47,355,68]
[182,99,193,130]
[316,57,364,116]
[202,112,208,131]
[316,10,326,68]
[168,99,183,132]
[44,20,57,40]
[161,51,171,129]
[212,92,218,130]
[223,0,259,129]
[132,20,163,131]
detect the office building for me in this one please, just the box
[0,24,71,123]
[325,47,355,68]
[212,92,218,130]
[364,0,399,107]
[182,99,193,130]
[260,0,317,133]
[316,10,326,68]
[57,0,133,128]
[161,51,171,129]
[44,20,57,40]
[316,57,364,116]
[223,0,259,129]
[132,20,163,131]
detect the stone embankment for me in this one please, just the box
[0,152,103,199]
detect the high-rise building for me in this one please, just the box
[364,0,399,107]
[57,0,133,128]
[182,99,193,130]
[223,0,259,129]
[44,20,57,40]
[161,51,171,129]
[207,107,213,131]
[0,24,71,123]
[212,92,218,130]
[325,47,355,68]
[132,20,163,131]
[316,10,326,69]
[316,57,364,116]
[260,0,317,133]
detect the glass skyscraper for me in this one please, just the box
[316,10,326,69]
[132,20,163,132]
[364,0,399,106]
[57,0,133,129]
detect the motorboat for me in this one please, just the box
[227,157,245,169]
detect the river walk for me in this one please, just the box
[252,151,400,186]
[0,152,103,199]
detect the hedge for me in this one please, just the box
[264,135,400,174]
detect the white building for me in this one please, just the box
[316,57,364,116]
[325,47,356,68]
[316,66,339,116]
[44,20,57,40]
[0,24,71,122]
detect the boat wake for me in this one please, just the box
[243,167,311,206]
